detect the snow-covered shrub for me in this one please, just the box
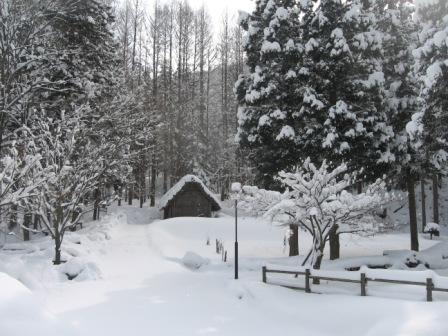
[181,252,210,270]
[425,222,440,239]
[235,159,391,270]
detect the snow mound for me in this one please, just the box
[181,251,210,270]
[59,258,102,281]
[0,272,76,336]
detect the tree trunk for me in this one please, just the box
[93,188,101,221]
[9,204,17,230]
[150,153,156,207]
[329,226,340,260]
[312,251,324,284]
[357,181,362,194]
[128,185,133,205]
[54,234,62,265]
[53,203,63,265]
[421,179,426,232]
[407,171,419,251]
[432,174,439,224]
[33,214,39,230]
[23,213,31,241]
[289,224,299,257]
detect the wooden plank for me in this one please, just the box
[312,275,361,284]
[433,287,448,293]
[366,278,426,286]
[266,269,306,276]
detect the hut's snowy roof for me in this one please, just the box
[159,175,221,210]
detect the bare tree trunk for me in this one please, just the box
[93,188,101,221]
[128,184,133,205]
[421,179,427,232]
[53,203,63,265]
[289,224,299,256]
[33,214,40,230]
[312,251,324,284]
[9,204,17,230]
[23,213,31,241]
[150,152,156,207]
[432,174,439,224]
[329,225,340,260]
[407,171,419,251]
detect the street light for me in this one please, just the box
[231,182,242,280]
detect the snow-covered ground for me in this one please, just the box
[1,203,448,336]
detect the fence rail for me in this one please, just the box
[262,266,448,302]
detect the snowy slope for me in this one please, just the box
[0,273,75,336]
[1,203,448,336]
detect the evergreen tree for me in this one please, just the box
[413,0,448,175]
[409,0,448,239]
[236,0,307,189]
[302,0,391,181]
[376,0,421,250]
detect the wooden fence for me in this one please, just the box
[262,266,448,302]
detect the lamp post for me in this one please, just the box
[231,182,241,280]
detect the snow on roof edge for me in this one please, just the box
[158,175,221,210]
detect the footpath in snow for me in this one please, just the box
[1,204,448,336]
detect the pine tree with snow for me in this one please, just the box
[408,0,448,244]
[413,0,448,174]
[235,0,309,190]
[374,0,421,251]
[301,0,391,182]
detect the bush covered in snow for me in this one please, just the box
[181,251,210,270]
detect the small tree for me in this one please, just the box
[32,111,117,265]
[264,159,391,270]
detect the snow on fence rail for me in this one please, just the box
[261,265,448,302]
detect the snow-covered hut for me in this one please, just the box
[159,175,221,219]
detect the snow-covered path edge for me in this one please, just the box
[21,205,444,336]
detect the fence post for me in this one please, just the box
[426,278,433,302]
[262,266,267,283]
[361,273,367,297]
[305,269,311,293]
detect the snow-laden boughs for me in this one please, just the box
[300,0,391,180]
[412,0,448,173]
[0,148,43,213]
[235,0,309,188]
[29,108,127,265]
[236,159,391,270]
[233,184,285,217]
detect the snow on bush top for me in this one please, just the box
[159,175,221,210]
[425,222,440,232]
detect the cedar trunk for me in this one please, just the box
[421,179,426,232]
[407,172,419,251]
[432,174,439,224]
